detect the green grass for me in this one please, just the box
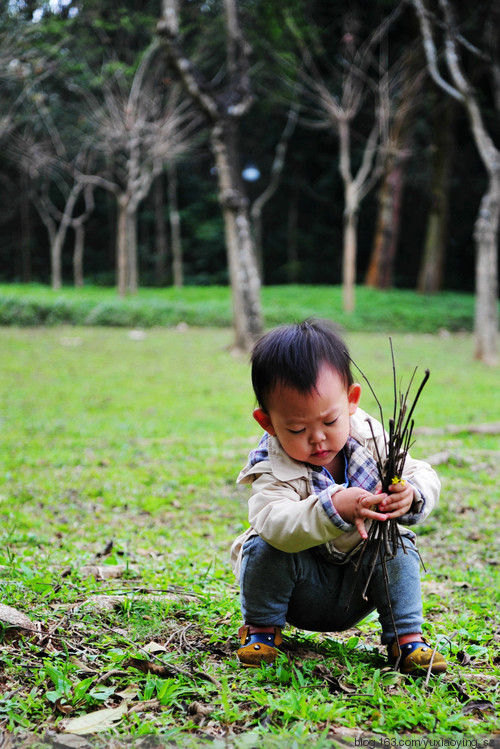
[0,283,485,332]
[0,327,499,745]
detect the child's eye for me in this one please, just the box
[288,428,305,434]
[324,419,338,426]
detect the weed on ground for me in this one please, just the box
[0,328,498,745]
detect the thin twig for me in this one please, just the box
[347,342,430,669]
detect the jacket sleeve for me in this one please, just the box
[247,472,355,553]
[399,453,440,524]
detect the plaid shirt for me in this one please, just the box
[246,432,385,562]
[247,432,381,495]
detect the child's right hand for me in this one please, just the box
[332,487,388,539]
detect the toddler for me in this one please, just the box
[230,320,446,674]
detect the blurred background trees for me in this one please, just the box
[0,0,498,358]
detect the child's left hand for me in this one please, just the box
[378,479,414,518]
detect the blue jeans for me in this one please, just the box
[239,534,423,645]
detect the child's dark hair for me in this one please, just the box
[251,319,353,412]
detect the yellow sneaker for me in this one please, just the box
[237,625,283,668]
[388,640,447,675]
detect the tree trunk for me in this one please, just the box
[116,199,128,297]
[73,224,85,288]
[20,174,32,283]
[49,183,83,291]
[411,0,499,364]
[127,208,139,294]
[212,120,262,350]
[474,172,500,365]
[154,174,169,286]
[168,162,183,287]
[342,201,358,314]
[51,233,63,290]
[158,0,263,350]
[365,164,401,289]
[287,179,299,283]
[418,98,455,293]
[365,158,405,289]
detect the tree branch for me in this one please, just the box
[410,0,463,102]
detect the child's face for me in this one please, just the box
[254,364,361,468]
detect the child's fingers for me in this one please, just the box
[359,494,389,520]
[355,501,388,538]
[364,493,387,506]
[380,493,413,518]
[382,487,412,513]
[355,517,368,539]
[362,507,389,521]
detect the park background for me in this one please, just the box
[0,0,499,746]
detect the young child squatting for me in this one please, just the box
[230,320,446,674]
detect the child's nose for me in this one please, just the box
[310,428,326,444]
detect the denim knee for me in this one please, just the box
[239,535,297,627]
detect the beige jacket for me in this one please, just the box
[230,408,440,577]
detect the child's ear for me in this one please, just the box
[253,408,277,436]
[348,383,362,414]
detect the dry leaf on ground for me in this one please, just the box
[0,603,40,637]
[62,702,129,735]
[77,565,136,580]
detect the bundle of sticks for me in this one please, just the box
[349,341,430,652]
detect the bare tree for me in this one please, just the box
[158,0,263,351]
[11,132,93,290]
[411,0,499,365]
[365,51,424,289]
[0,36,53,142]
[85,40,199,296]
[287,10,402,312]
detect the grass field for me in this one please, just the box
[0,283,483,333]
[0,326,499,746]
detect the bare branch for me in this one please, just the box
[251,103,299,221]
[157,2,219,122]
[410,0,463,102]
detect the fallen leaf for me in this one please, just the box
[127,330,147,341]
[186,701,213,724]
[124,657,178,678]
[127,698,161,714]
[0,731,14,749]
[42,731,91,748]
[461,700,495,716]
[447,681,471,702]
[95,540,114,558]
[193,670,223,689]
[78,565,134,580]
[81,595,122,612]
[142,640,167,654]
[456,650,472,666]
[115,686,140,700]
[312,664,356,694]
[55,698,74,715]
[63,702,129,735]
[0,603,40,636]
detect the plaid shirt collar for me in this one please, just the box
[247,433,380,493]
